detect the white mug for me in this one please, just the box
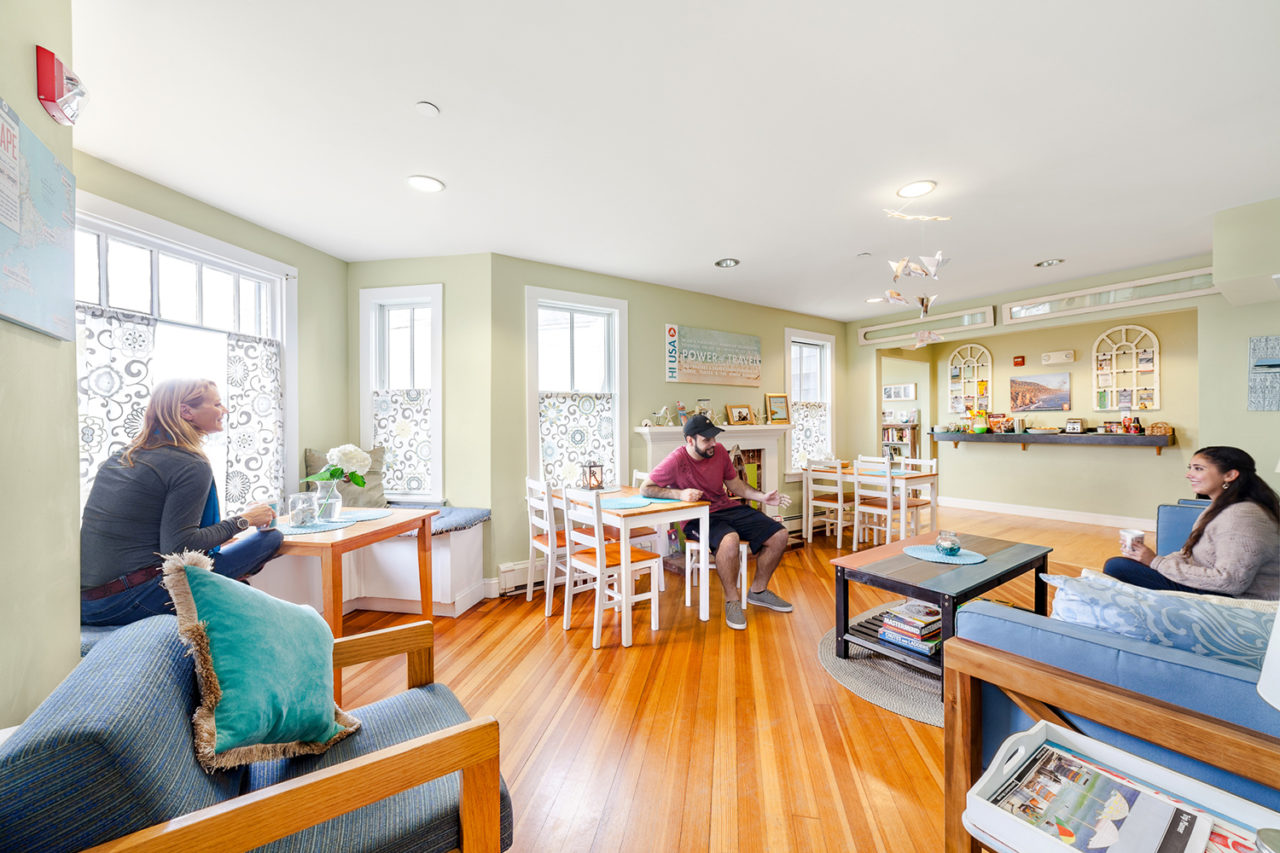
[1119,528,1145,550]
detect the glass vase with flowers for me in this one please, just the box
[301,444,371,521]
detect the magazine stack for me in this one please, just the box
[878,599,942,656]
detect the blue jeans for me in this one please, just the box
[1102,556,1206,594]
[81,528,285,626]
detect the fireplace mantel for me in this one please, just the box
[634,425,792,487]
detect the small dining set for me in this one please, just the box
[801,455,939,549]
[524,473,714,649]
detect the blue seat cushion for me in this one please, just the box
[247,683,513,852]
[394,503,492,534]
[0,616,246,853]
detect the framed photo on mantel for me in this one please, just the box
[765,393,790,424]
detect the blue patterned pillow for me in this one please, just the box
[1043,573,1274,669]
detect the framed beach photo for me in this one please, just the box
[765,393,790,424]
[726,404,754,425]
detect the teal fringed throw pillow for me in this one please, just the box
[162,551,359,771]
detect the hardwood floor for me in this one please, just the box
[342,508,1120,852]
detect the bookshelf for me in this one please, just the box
[880,422,919,459]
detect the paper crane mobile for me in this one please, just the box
[866,289,938,318]
[888,251,949,282]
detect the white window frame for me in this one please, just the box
[358,284,444,501]
[74,191,299,489]
[784,327,836,481]
[525,286,629,481]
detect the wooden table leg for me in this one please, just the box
[944,662,982,853]
[321,550,344,705]
[417,517,432,619]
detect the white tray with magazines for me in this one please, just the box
[964,720,1279,852]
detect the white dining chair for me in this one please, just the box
[805,458,857,549]
[525,478,570,616]
[852,456,897,546]
[684,538,749,609]
[896,457,939,536]
[562,487,664,648]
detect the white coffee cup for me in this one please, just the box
[1119,528,1145,549]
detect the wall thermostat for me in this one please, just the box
[1042,350,1075,365]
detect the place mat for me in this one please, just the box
[817,601,941,727]
[336,508,393,522]
[903,544,986,565]
[600,496,652,509]
[276,518,358,535]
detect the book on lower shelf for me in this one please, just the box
[877,627,941,656]
[884,600,941,631]
[880,616,941,639]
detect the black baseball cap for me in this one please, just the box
[683,413,724,440]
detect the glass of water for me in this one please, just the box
[287,492,318,527]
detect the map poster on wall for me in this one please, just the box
[0,95,75,341]
[664,323,762,386]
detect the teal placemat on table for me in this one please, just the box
[276,518,358,535]
[600,497,652,509]
[337,508,393,522]
[903,544,986,565]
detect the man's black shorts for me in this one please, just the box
[684,504,785,554]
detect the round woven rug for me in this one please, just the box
[817,600,943,728]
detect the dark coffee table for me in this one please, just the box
[831,532,1052,676]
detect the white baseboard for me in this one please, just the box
[343,590,485,619]
[484,577,501,599]
[937,496,1154,531]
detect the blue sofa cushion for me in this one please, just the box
[247,683,514,852]
[957,601,1280,810]
[1042,572,1274,669]
[394,503,491,534]
[1156,502,1202,555]
[0,616,246,853]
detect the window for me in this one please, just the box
[785,328,835,472]
[359,285,443,500]
[526,288,628,487]
[74,209,289,514]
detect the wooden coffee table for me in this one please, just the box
[831,532,1051,676]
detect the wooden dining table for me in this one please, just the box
[557,485,712,631]
[803,463,939,542]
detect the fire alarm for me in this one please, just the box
[36,46,88,126]
[1013,356,1025,367]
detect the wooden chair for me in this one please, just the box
[852,455,897,546]
[525,478,570,616]
[896,457,938,536]
[804,458,857,549]
[684,538,749,609]
[620,469,664,577]
[563,488,664,648]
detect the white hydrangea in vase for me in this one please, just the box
[302,444,371,520]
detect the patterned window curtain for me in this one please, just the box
[224,332,285,507]
[790,401,831,470]
[538,392,616,487]
[77,305,157,509]
[372,388,433,494]
[76,304,285,513]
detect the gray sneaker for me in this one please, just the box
[724,600,746,630]
[746,588,794,612]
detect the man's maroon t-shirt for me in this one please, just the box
[648,443,738,512]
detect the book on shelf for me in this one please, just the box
[877,627,941,656]
[880,618,941,640]
[988,740,1212,852]
[884,600,941,630]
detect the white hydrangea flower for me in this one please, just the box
[327,443,372,476]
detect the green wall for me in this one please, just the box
[0,0,79,727]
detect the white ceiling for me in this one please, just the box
[70,1,1280,322]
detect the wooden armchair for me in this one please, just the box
[944,637,1280,852]
[84,622,503,853]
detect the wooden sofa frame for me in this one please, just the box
[85,622,501,853]
[944,636,1280,853]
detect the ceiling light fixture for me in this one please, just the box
[407,175,446,193]
[1035,258,1066,268]
[415,101,441,117]
[714,258,740,268]
[896,180,937,198]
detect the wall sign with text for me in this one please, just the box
[664,323,761,386]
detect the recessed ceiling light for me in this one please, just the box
[896,180,937,198]
[415,101,440,117]
[407,175,446,193]
[714,258,740,268]
[1035,258,1066,267]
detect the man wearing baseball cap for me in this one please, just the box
[640,413,792,630]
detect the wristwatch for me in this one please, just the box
[231,515,250,530]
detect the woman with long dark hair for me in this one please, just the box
[80,378,282,625]
[1103,446,1279,600]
